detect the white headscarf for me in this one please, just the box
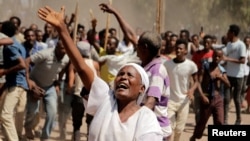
[118,63,149,105]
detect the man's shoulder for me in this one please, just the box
[233,39,245,47]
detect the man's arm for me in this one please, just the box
[197,69,209,104]
[144,97,157,110]
[187,72,199,100]
[99,3,138,47]
[0,38,13,46]
[0,57,26,77]
[223,56,245,64]
[38,6,95,91]
[223,43,246,64]
[66,62,75,94]
[25,57,45,98]
[217,73,231,88]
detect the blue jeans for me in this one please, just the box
[25,85,58,139]
[58,82,73,137]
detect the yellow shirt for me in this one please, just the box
[99,48,120,84]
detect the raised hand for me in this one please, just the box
[38,6,65,28]
[99,3,116,14]
[91,18,97,30]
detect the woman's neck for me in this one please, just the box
[117,100,140,122]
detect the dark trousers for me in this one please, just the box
[192,94,224,139]
[71,95,94,141]
[224,76,243,124]
[71,95,85,131]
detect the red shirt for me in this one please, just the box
[192,49,214,70]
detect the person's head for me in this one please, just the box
[179,29,190,41]
[212,35,218,44]
[55,39,66,55]
[212,49,224,64]
[19,26,27,34]
[137,31,161,65]
[1,20,16,37]
[114,63,149,103]
[87,29,97,44]
[221,35,228,45]
[51,27,58,39]
[76,41,91,58]
[109,28,117,37]
[169,34,178,48]
[35,29,44,42]
[227,24,240,41]
[106,36,119,55]
[191,34,200,47]
[44,22,53,34]
[244,36,250,48]
[175,39,188,59]
[77,24,85,40]
[202,35,213,51]
[160,39,167,55]
[98,28,107,47]
[29,23,38,31]
[9,16,21,28]
[24,28,36,45]
[164,30,173,42]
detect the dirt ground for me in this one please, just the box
[0,101,249,141]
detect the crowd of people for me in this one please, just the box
[0,2,249,141]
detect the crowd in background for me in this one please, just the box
[0,3,249,141]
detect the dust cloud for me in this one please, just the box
[0,0,237,39]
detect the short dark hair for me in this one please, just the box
[24,28,35,38]
[98,28,106,39]
[9,16,21,27]
[1,20,16,37]
[170,34,178,39]
[228,24,240,36]
[180,29,190,38]
[109,28,116,33]
[244,36,250,43]
[176,39,188,49]
[203,35,213,41]
[109,36,119,47]
[191,34,199,39]
[77,24,85,30]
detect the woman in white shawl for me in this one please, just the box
[37,5,163,141]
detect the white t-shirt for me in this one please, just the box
[164,59,198,102]
[117,40,134,54]
[99,51,140,76]
[0,32,8,83]
[30,48,69,87]
[223,39,246,78]
[244,47,250,76]
[86,76,163,141]
[186,42,193,59]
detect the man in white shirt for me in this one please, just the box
[222,24,246,125]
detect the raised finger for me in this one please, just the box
[38,9,48,18]
[44,6,53,13]
[60,6,65,14]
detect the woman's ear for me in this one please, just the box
[139,85,146,95]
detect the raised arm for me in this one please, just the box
[99,3,138,47]
[37,6,94,91]
[0,38,13,46]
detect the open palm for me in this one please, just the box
[38,6,65,27]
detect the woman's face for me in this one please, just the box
[114,66,144,101]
